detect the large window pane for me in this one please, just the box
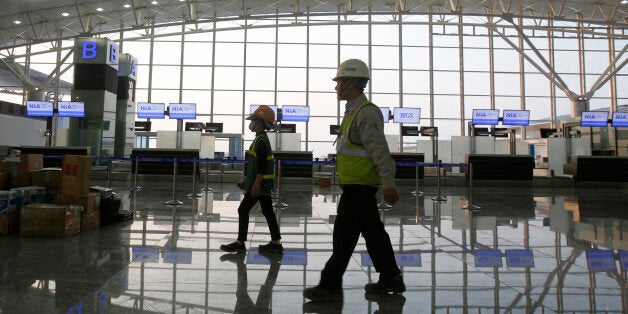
[340,45,369,64]
[494,73,520,96]
[246,67,275,90]
[215,43,244,66]
[434,72,460,94]
[183,42,213,65]
[213,91,243,114]
[246,43,275,66]
[371,25,398,46]
[464,72,490,95]
[402,25,429,46]
[151,66,180,89]
[372,46,399,69]
[153,42,181,65]
[340,25,369,45]
[433,48,459,71]
[213,67,243,90]
[309,69,336,92]
[310,45,338,67]
[402,47,429,70]
[309,92,339,117]
[278,44,306,67]
[403,71,430,94]
[371,70,399,93]
[464,48,489,71]
[310,26,338,44]
[181,90,212,114]
[434,95,461,119]
[278,26,307,43]
[277,68,306,91]
[182,67,212,89]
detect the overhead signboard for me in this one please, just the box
[281,105,310,122]
[580,111,609,127]
[57,101,85,118]
[502,110,530,126]
[393,107,421,124]
[168,103,196,120]
[137,102,165,119]
[472,109,500,125]
[611,112,628,127]
[26,101,54,117]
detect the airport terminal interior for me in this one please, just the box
[1,0,628,313]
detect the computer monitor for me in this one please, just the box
[281,105,310,122]
[184,122,204,131]
[401,126,419,136]
[611,112,628,127]
[472,109,500,125]
[473,127,490,136]
[580,111,609,127]
[502,110,530,126]
[137,102,165,119]
[540,128,557,138]
[26,101,53,117]
[57,101,85,118]
[379,107,390,123]
[393,107,421,124]
[492,128,509,138]
[134,121,152,131]
[277,123,296,133]
[169,103,196,120]
[204,122,224,133]
[330,124,340,135]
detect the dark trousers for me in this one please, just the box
[237,193,281,242]
[319,185,401,289]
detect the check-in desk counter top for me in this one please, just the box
[273,151,313,178]
[574,156,628,182]
[390,153,424,179]
[466,154,534,181]
[131,148,199,175]
[20,146,90,167]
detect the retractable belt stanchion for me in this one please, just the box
[165,158,183,206]
[202,159,213,192]
[431,161,447,202]
[106,159,112,189]
[130,158,142,192]
[271,160,279,199]
[187,159,202,198]
[273,160,288,208]
[411,161,424,197]
[463,163,481,210]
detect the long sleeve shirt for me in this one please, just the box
[343,94,397,189]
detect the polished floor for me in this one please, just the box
[1,180,627,313]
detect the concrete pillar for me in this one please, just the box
[115,53,137,157]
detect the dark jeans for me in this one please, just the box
[319,185,401,289]
[237,193,281,242]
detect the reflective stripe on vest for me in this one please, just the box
[337,99,381,186]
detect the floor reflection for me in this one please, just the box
[1,182,627,313]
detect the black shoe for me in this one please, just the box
[258,241,283,254]
[303,299,343,313]
[219,251,245,263]
[365,292,406,313]
[364,274,406,294]
[257,249,283,263]
[220,241,246,252]
[303,285,343,302]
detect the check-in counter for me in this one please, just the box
[273,151,313,178]
[390,153,424,179]
[20,146,90,167]
[466,154,534,181]
[574,156,628,182]
[130,148,199,175]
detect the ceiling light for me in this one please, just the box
[151,1,158,4]
[61,12,69,17]
[622,0,628,4]
[124,4,131,8]
[96,8,103,12]
[13,20,21,25]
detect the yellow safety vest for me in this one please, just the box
[337,99,381,186]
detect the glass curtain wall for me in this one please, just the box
[4,12,627,158]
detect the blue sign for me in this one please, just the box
[82,41,98,59]
[361,251,422,267]
[163,249,192,264]
[26,101,54,117]
[393,107,421,124]
[379,107,390,123]
[505,249,535,268]
[137,102,165,119]
[580,111,609,127]
[132,247,159,263]
[57,101,85,118]
[472,109,500,125]
[247,250,307,265]
[619,250,628,270]
[474,249,503,267]
[586,250,616,272]
[502,110,530,126]
[611,112,628,127]
[168,103,196,120]
[281,105,310,122]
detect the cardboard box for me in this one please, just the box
[318,177,331,187]
[11,186,46,207]
[20,154,44,171]
[0,172,7,190]
[55,192,100,213]
[62,155,93,178]
[20,203,81,237]
[59,175,90,196]
[81,210,100,232]
[0,190,19,214]
[0,212,19,235]
[31,168,61,188]
[1,161,30,187]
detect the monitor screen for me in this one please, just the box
[137,102,165,119]
[169,103,196,120]
[26,101,53,117]
[281,105,310,122]
[611,112,628,127]
[401,126,419,136]
[205,122,224,133]
[472,109,500,125]
[57,101,85,118]
[250,105,278,119]
[580,111,608,127]
[277,123,296,133]
[134,121,151,131]
[379,107,390,123]
[393,107,421,124]
[184,122,204,131]
[330,124,340,135]
[502,110,530,126]
[540,128,557,138]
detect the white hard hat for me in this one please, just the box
[332,59,370,81]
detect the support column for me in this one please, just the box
[115,53,138,157]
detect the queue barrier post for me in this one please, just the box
[165,158,183,206]
[273,160,288,208]
[431,161,447,202]
[187,159,202,198]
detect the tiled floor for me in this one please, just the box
[1,180,627,313]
